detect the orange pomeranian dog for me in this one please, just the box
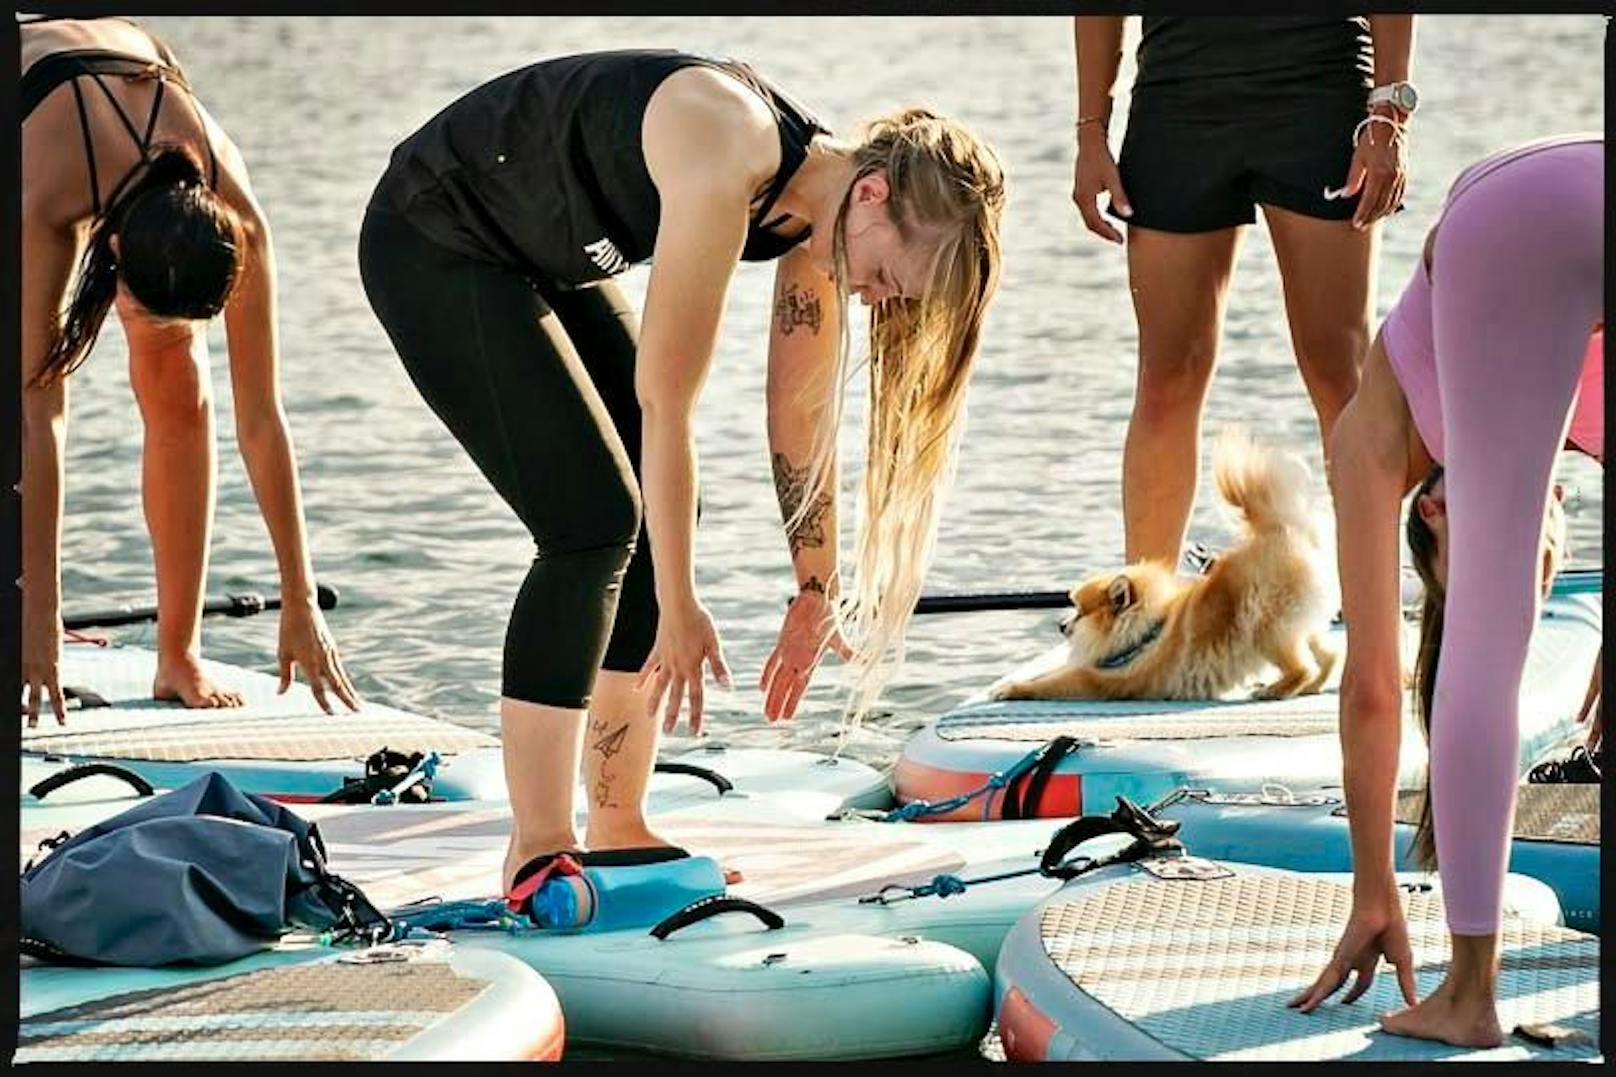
[990,432,1339,702]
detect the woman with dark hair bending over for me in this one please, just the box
[1289,136,1601,1047]
[359,50,1004,901]
[21,17,359,723]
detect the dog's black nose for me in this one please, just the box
[1058,610,1075,637]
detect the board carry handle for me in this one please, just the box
[649,895,785,940]
[28,762,155,801]
[651,761,735,795]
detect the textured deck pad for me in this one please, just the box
[294,802,963,909]
[22,642,495,762]
[937,699,1340,743]
[1037,874,1599,1062]
[17,949,489,1061]
[1391,785,1600,845]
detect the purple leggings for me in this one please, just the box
[1381,136,1603,934]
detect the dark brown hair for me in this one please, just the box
[1406,465,1569,868]
[36,145,244,385]
[1404,465,1446,870]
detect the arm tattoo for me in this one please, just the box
[773,282,823,337]
[800,576,826,595]
[772,452,832,557]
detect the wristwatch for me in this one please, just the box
[1367,81,1419,115]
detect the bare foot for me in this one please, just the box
[153,652,245,708]
[502,832,583,896]
[1378,978,1504,1049]
[584,821,681,853]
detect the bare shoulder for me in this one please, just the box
[642,64,780,196]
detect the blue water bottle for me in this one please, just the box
[528,855,727,933]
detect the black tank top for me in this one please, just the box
[371,49,828,288]
[1132,17,1373,114]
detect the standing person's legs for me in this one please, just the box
[544,281,678,852]
[1261,204,1375,450]
[1379,146,1601,1046]
[1122,226,1243,565]
[359,208,642,890]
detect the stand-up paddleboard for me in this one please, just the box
[897,580,1600,820]
[1154,783,1602,933]
[23,639,499,799]
[23,641,893,809]
[19,941,563,1062]
[995,861,1600,1062]
[17,791,1567,1062]
[19,745,892,877]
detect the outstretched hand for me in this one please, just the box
[278,596,361,714]
[760,582,853,723]
[639,595,732,736]
[1288,897,1418,1014]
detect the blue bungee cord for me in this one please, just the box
[873,742,1054,823]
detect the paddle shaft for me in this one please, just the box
[910,566,1602,616]
[63,584,339,630]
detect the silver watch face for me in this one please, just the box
[1393,83,1419,112]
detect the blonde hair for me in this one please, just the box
[794,107,1005,729]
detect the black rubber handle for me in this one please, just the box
[29,762,155,801]
[652,761,734,796]
[649,895,785,940]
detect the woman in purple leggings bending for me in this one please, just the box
[1289,135,1603,1047]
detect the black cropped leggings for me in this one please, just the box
[359,206,660,709]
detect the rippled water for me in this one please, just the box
[60,16,1605,767]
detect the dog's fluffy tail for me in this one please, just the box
[1213,429,1317,540]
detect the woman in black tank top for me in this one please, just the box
[1071,16,1416,568]
[21,17,360,723]
[359,50,1005,897]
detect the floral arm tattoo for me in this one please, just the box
[772,452,832,558]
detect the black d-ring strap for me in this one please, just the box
[1003,735,1081,820]
[1040,796,1183,879]
[653,761,735,796]
[649,895,785,940]
[28,762,155,801]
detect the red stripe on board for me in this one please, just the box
[892,757,1080,822]
[1000,986,1058,1062]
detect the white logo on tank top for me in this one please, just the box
[584,237,628,275]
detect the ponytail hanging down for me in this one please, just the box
[36,144,243,386]
[1405,466,1569,869]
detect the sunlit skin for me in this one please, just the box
[501,67,959,890]
[21,17,358,724]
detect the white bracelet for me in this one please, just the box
[1352,113,1406,147]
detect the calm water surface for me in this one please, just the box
[60,16,1605,767]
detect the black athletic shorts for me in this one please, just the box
[1110,93,1374,233]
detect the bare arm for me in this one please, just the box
[635,68,778,729]
[208,115,358,710]
[1071,16,1132,241]
[1328,336,1423,906]
[19,213,79,725]
[210,127,316,604]
[765,245,842,599]
[1074,16,1125,127]
[1368,16,1414,93]
[1347,16,1416,228]
[759,245,851,722]
[1291,334,1425,1013]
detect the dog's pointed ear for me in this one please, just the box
[1107,575,1134,613]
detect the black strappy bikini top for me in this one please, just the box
[22,43,219,221]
